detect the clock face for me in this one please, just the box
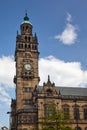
[24,64,31,70]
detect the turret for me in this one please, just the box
[20,12,32,35]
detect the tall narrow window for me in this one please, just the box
[74,107,80,120]
[26,26,28,30]
[28,37,30,41]
[63,107,69,119]
[23,26,24,31]
[28,44,30,49]
[84,108,87,120]
[25,36,27,41]
[25,44,27,48]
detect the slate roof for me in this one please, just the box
[56,87,87,96]
[39,86,87,97]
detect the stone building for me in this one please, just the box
[10,13,87,130]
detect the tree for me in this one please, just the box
[40,104,74,130]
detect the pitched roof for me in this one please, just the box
[39,86,87,97]
[56,87,87,96]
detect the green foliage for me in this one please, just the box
[40,104,73,130]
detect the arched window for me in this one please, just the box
[62,104,70,119]
[27,44,30,49]
[74,107,80,120]
[28,37,30,41]
[25,36,27,41]
[25,44,27,48]
[23,26,24,31]
[26,26,28,30]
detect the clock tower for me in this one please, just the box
[10,12,87,130]
[13,13,39,130]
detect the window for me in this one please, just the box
[26,26,28,30]
[23,87,32,92]
[24,99,32,105]
[64,107,69,113]
[23,26,24,31]
[25,44,27,48]
[27,44,30,49]
[62,105,70,119]
[63,107,69,119]
[84,108,87,120]
[45,104,55,117]
[28,37,30,41]
[74,107,80,120]
[25,36,27,41]
[18,115,37,124]
[18,44,23,48]
[22,71,33,79]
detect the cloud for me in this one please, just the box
[0,87,11,105]
[1,55,87,105]
[39,56,87,87]
[0,56,15,105]
[66,13,72,22]
[0,56,15,87]
[54,13,78,45]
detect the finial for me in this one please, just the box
[47,75,51,84]
[22,11,32,25]
[25,10,28,17]
[24,10,29,21]
[35,32,37,37]
[34,32,38,42]
[59,90,61,95]
[48,75,50,82]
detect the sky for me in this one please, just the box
[0,0,87,128]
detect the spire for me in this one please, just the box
[34,32,38,42]
[59,90,61,95]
